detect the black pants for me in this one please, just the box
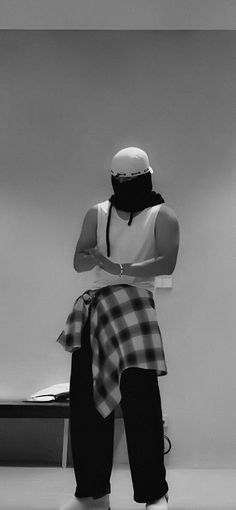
[69,317,169,503]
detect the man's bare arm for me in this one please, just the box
[73,206,98,273]
[121,205,179,277]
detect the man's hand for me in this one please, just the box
[85,248,120,275]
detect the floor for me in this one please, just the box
[0,465,236,510]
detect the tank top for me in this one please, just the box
[89,200,164,294]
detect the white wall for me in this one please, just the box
[0,0,236,29]
[0,31,236,467]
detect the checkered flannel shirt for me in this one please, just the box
[57,284,167,418]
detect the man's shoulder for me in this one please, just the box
[156,204,178,221]
[85,200,109,221]
[88,204,99,212]
[82,205,98,226]
[155,204,179,231]
[94,200,110,213]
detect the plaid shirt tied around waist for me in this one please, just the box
[57,284,167,418]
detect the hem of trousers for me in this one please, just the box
[133,483,169,504]
[75,490,111,500]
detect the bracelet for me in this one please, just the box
[119,263,124,277]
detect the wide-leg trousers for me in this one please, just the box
[69,316,169,503]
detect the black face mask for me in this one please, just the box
[110,173,153,212]
[105,173,165,257]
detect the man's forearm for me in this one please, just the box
[122,256,174,277]
[74,250,176,277]
[73,252,97,273]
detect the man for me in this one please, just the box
[60,147,179,510]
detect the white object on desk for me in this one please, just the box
[155,276,173,288]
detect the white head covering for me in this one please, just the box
[111,147,153,177]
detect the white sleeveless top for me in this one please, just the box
[89,200,163,294]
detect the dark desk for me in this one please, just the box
[0,401,70,467]
[0,401,122,467]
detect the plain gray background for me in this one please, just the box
[0,27,236,467]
